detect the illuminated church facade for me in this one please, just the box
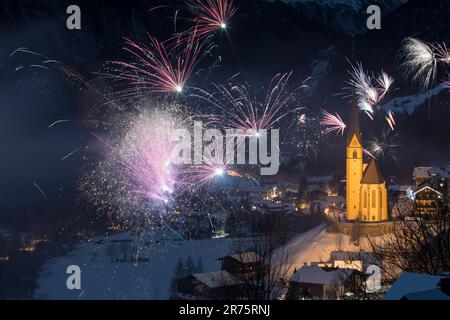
[346,97,388,222]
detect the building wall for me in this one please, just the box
[360,183,388,222]
[346,135,363,221]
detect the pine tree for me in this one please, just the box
[196,257,204,273]
[169,258,184,299]
[184,256,195,275]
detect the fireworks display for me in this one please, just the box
[187,0,237,37]
[103,29,208,95]
[346,62,394,119]
[320,110,346,136]
[193,72,308,136]
[367,129,402,164]
[399,37,450,90]
[80,105,186,219]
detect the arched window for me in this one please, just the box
[363,190,367,208]
[379,190,382,208]
[372,190,376,208]
[353,150,357,158]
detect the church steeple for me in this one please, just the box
[346,92,362,145]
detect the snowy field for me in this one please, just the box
[34,232,235,300]
[34,224,379,299]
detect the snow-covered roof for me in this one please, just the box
[413,166,450,179]
[383,272,443,300]
[222,252,263,264]
[330,251,379,264]
[193,270,242,288]
[388,185,412,192]
[414,185,443,196]
[290,265,354,285]
[403,288,450,300]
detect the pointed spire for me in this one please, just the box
[347,90,362,145]
[361,158,385,184]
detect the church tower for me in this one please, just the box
[346,94,363,221]
[345,94,389,222]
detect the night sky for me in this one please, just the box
[0,0,449,231]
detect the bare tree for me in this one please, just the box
[369,206,450,281]
[228,214,294,300]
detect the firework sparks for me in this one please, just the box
[103,29,207,95]
[385,110,396,131]
[298,113,307,124]
[377,71,394,100]
[194,72,307,135]
[187,0,237,36]
[346,62,394,118]
[320,109,346,136]
[399,38,450,90]
[81,111,182,219]
[368,129,402,164]
[435,42,450,64]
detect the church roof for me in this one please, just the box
[361,158,385,184]
[347,91,362,145]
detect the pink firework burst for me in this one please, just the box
[188,0,237,36]
[194,72,308,136]
[320,109,346,136]
[103,29,205,95]
[91,110,186,209]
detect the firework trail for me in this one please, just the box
[320,109,346,136]
[60,147,82,162]
[10,48,108,102]
[103,29,208,95]
[193,72,308,136]
[367,129,402,164]
[385,110,396,131]
[48,119,73,128]
[363,148,376,159]
[33,182,47,200]
[399,38,450,90]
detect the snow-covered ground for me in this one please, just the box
[281,224,374,274]
[35,223,384,299]
[34,232,235,300]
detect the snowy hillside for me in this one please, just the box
[34,232,234,300]
[382,85,446,115]
[280,224,387,275]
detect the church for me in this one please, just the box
[346,96,388,222]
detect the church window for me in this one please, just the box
[353,150,357,158]
[363,190,367,208]
[372,190,376,208]
[379,190,382,208]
